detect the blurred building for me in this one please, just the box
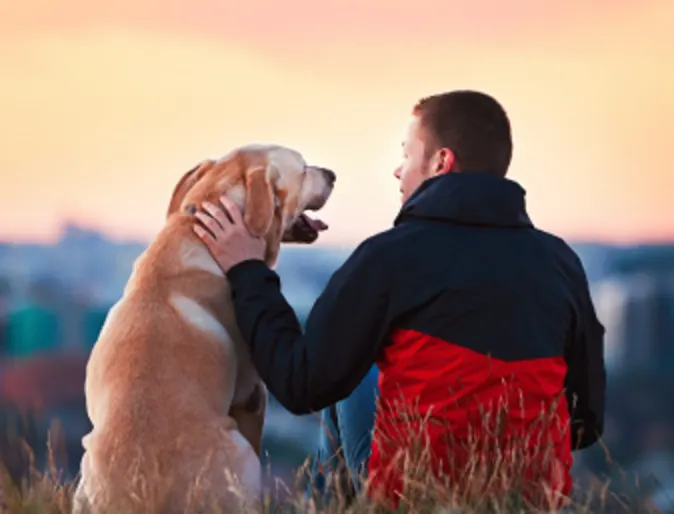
[593,273,674,375]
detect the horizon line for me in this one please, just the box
[1,222,674,249]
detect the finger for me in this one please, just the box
[192,224,218,251]
[202,201,232,228]
[194,211,224,238]
[219,195,244,225]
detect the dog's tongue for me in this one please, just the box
[282,213,328,243]
[300,213,328,231]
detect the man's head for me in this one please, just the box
[394,90,513,203]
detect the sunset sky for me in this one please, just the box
[1,0,673,246]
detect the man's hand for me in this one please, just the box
[193,195,266,274]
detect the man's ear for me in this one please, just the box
[243,165,276,237]
[166,161,214,218]
[434,148,456,176]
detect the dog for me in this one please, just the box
[72,144,335,514]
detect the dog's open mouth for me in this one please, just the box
[281,213,328,244]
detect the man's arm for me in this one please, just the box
[225,239,392,415]
[565,259,606,451]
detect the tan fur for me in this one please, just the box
[73,144,334,514]
[243,166,275,237]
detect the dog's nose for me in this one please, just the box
[320,167,336,184]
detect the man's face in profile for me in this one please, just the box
[393,115,444,204]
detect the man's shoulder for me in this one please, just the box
[531,227,587,278]
[341,226,414,272]
[355,224,418,255]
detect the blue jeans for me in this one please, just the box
[309,365,380,499]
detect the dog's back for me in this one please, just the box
[74,222,262,514]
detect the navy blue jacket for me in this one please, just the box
[226,171,606,451]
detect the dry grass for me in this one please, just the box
[1,391,671,514]
[0,451,666,514]
[0,417,669,514]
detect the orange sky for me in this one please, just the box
[1,0,673,246]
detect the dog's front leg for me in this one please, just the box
[229,383,267,457]
[71,471,93,514]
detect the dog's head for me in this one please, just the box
[167,144,335,264]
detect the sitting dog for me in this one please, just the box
[72,144,335,514]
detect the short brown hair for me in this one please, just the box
[412,90,513,177]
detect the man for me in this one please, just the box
[193,90,606,507]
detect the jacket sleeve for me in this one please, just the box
[225,239,392,415]
[564,259,606,451]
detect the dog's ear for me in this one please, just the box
[166,161,213,218]
[243,165,276,237]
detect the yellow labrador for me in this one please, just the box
[73,144,335,514]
